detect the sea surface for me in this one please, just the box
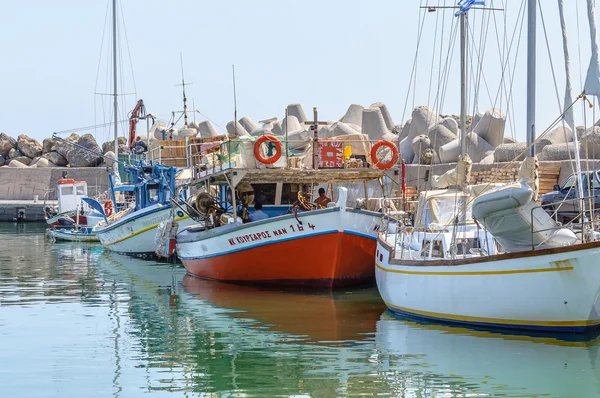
[1,223,600,397]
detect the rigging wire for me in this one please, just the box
[401,0,432,124]
[427,2,442,106]
[94,0,111,141]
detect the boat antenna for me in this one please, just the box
[176,53,190,127]
[112,0,118,161]
[232,64,238,136]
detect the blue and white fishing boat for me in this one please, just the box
[88,163,195,257]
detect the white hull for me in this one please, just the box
[376,235,600,333]
[48,228,99,242]
[95,204,195,256]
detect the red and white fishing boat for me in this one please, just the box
[177,185,385,288]
[175,120,401,288]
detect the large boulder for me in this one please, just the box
[271,120,283,136]
[440,117,459,135]
[282,115,303,134]
[286,103,308,124]
[0,133,16,157]
[226,120,249,136]
[471,108,505,147]
[0,155,5,166]
[42,137,58,154]
[539,142,583,161]
[194,120,220,138]
[398,120,411,141]
[239,117,260,135]
[439,139,461,163]
[8,148,23,159]
[340,104,364,126]
[34,157,55,168]
[102,136,128,154]
[362,108,394,141]
[535,126,572,154]
[428,124,457,153]
[55,133,80,158]
[329,121,360,137]
[66,134,103,167]
[401,106,440,163]
[17,134,42,159]
[494,142,528,162]
[7,159,27,168]
[411,135,432,164]
[464,132,495,162]
[42,151,68,166]
[580,126,600,159]
[369,102,395,131]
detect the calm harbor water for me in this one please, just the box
[1,223,600,397]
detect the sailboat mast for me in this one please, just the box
[460,12,468,155]
[526,0,536,155]
[112,0,119,159]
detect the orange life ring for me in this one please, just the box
[254,135,282,164]
[103,200,114,217]
[371,140,399,169]
[58,178,75,185]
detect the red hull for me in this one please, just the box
[181,232,376,288]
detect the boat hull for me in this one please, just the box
[177,208,381,288]
[95,205,195,257]
[48,227,99,242]
[376,235,600,333]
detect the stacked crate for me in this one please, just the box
[469,165,560,195]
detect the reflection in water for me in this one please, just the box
[2,223,600,397]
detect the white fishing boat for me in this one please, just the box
[376,0,600,333]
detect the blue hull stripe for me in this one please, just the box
[343,229,377,241]
[179,230,339,260]
[386,306,600,334]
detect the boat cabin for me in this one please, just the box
[56,179,90,214]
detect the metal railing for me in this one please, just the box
[531,195,600,250]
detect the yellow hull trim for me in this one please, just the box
[375,263,573,276]
[384,301,600,328]
[103,216,190,246]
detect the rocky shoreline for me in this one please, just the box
[0,133,128,168]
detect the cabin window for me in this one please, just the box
[456,238,481,255]
[60,186,74,196]
[421,240,444,258]
[281,183,309,205]
[252,184,276,205]
[75,185,86,196]
[148,188,159,203]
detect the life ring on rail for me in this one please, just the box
[58,178,75,185]
[371,140,399,169]
[103,200,114,217]
[254,135,282,164]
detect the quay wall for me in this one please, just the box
[0,167,110,200]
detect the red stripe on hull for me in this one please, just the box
[181,232,376,288]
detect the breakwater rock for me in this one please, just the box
[0,132,128,168]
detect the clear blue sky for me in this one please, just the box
[0,0,596,146]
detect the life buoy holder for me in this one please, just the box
[371,140,399,169]
[58,178,75,185]
[254,135,282,164]
[103,200,114,217]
